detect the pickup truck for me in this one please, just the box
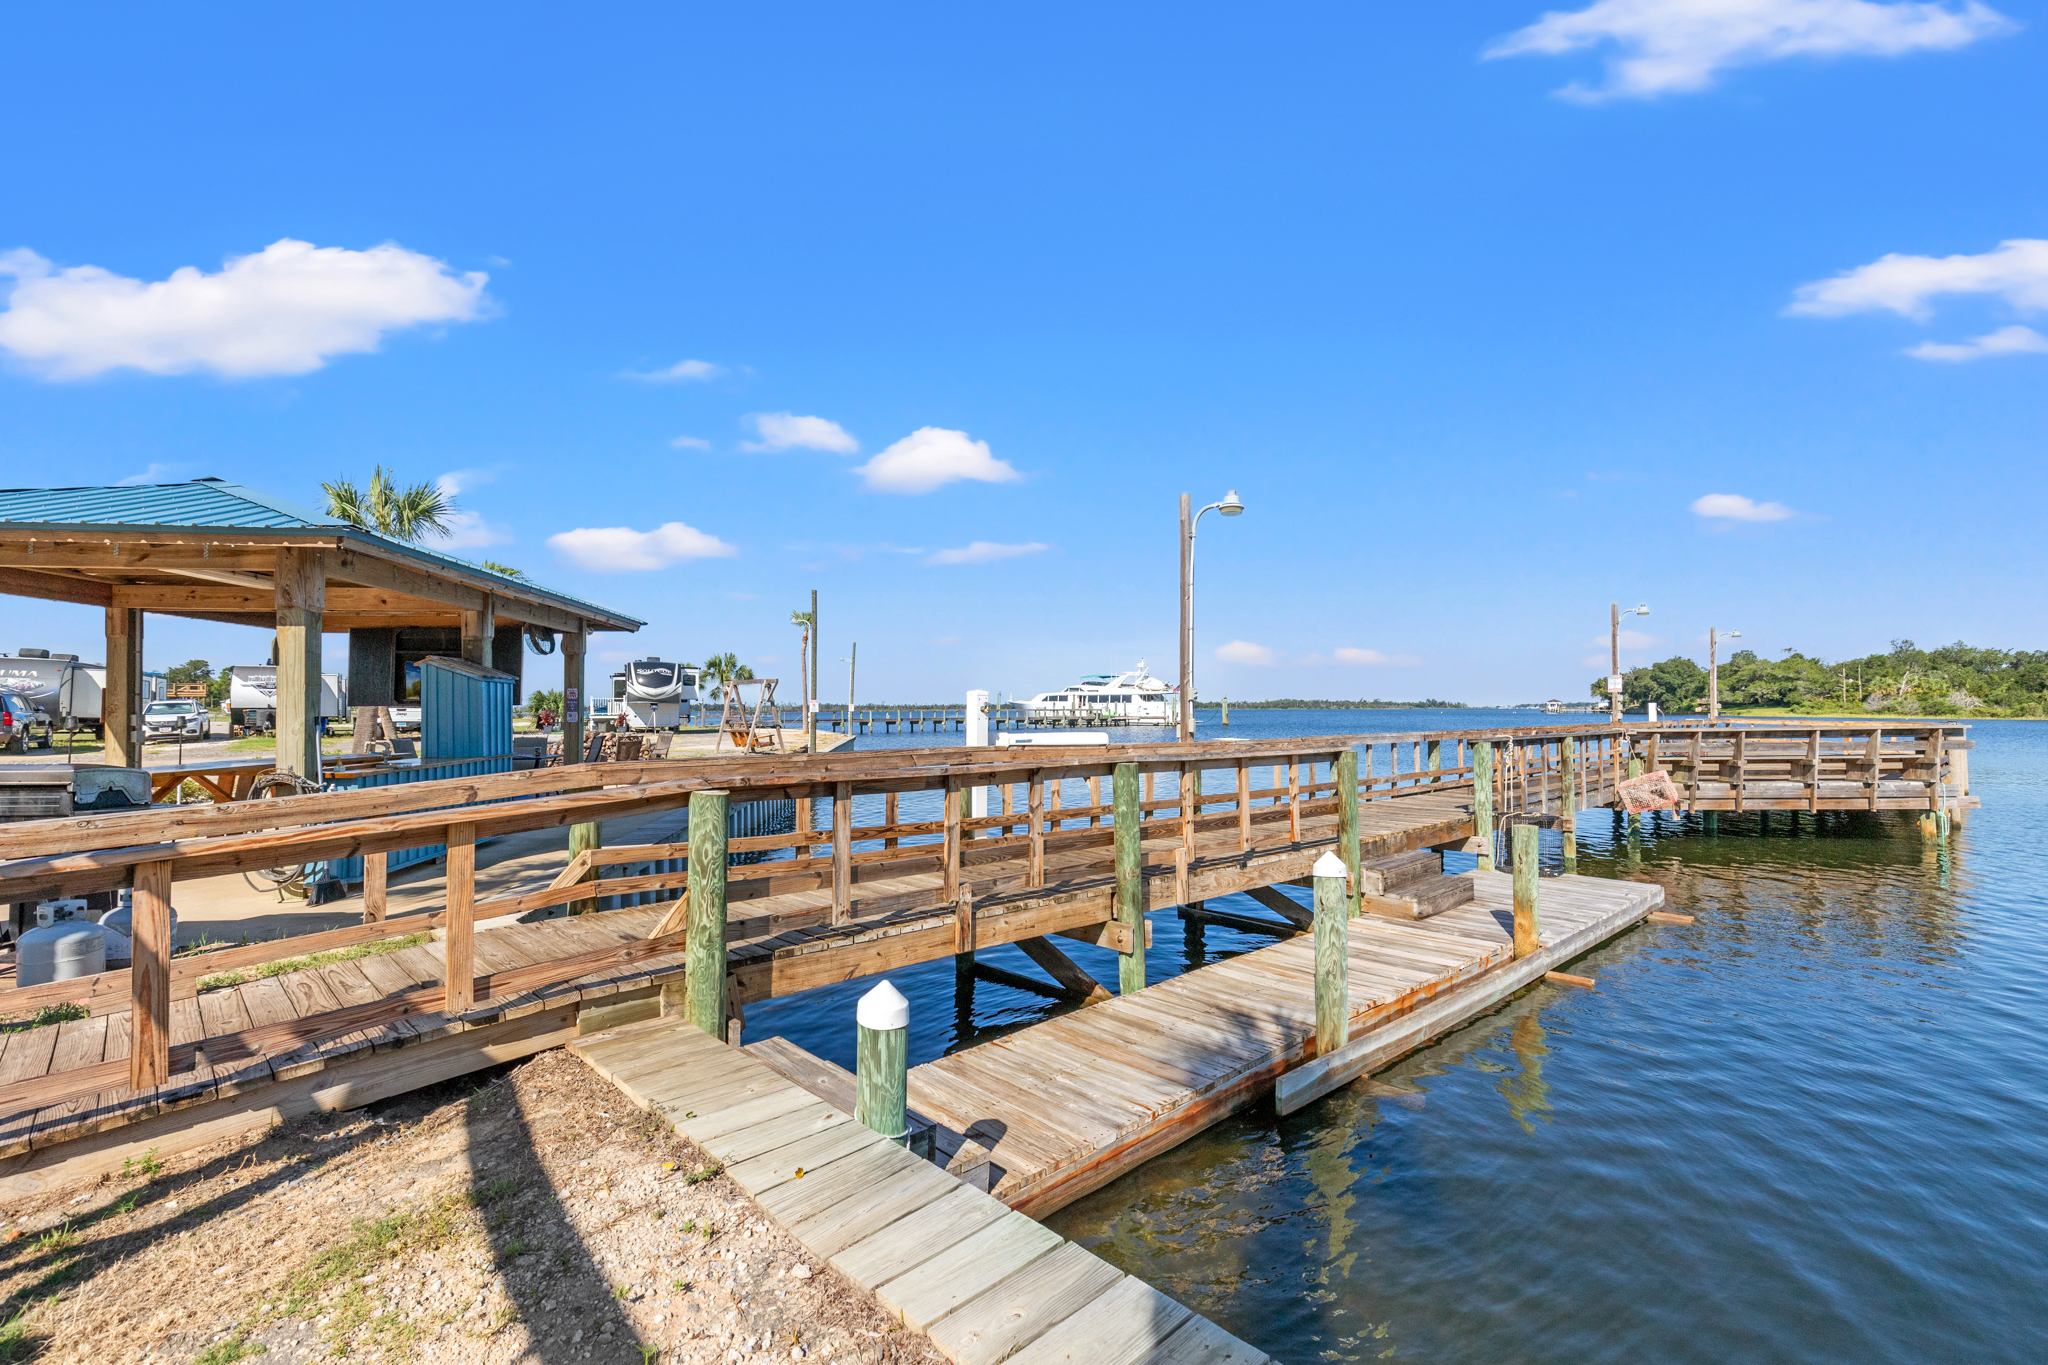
[389,705,423,732]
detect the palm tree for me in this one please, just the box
[323,466,455,750]
[701,652,752,702]
[321,466,454,543]
[791,608,815,733]
[480,560,527,580]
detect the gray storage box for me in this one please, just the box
[0,767,73,821]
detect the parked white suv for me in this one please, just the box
[144,699,213,741]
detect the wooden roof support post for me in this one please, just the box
[562,627,587,766]
[128,859,172,1090]
[1113,760,1145,995]
[273,547,325,778]
[103,606,144,770]
[460,593,492,666]
[685,789,730,1043]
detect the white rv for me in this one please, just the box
[608,659,700,730]
[226,666,346,735]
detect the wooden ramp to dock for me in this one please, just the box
[908,870,1665,1217]
[570,1017,1272,1365]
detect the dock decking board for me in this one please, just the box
[903,870,1662,1215]
[567,1016,1269,1365]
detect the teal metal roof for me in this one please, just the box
[0,478,642,629]
[0,478,338,530]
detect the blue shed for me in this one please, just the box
[317,657,516,886]
[420,656,516,760]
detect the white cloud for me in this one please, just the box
[1906,324,2048,361]
[854,427,1021,494]
[0,239,489,380]
[116,462,190,486]
[1485,0,2013,102]
[924,541,1048,566]
[1215,640,1278,666]
[427,469,513,549]
[1692,492,1797,521]
[625,358,725,382]
[1789,238,2048,320]
[1333,647,1425,666]
[545,521,738,571]
[741,412,857,454]
[670,435,712,450]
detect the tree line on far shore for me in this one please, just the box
[1592,641,2048,718]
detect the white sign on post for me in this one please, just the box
[966,690,991,819]
[1606,676,1623,695]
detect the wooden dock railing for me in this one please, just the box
[0,720,1968,1105]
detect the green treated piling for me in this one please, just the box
[1561,736,1579,875]
[685,790,729,1042]
[1114,761,1146,995]
[1427,738,1441,774]
[855,980,910,1146]
[1473,741,1495,872]
[1336,749,1360,917]
[1312,850,1349,1056]
[1512,823,1540,958]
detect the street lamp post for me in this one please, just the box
[1609,601,1649,724]
[1179,490,1245,743]
[1708,628,1739,721]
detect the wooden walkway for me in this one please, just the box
[908,870,1666,1215]
[571,1016,1271,1365]
[0,787,1470,1195]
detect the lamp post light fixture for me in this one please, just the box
[1708,628,1739,721]
[1609,601,1649,724]
[1179,490,1246,743]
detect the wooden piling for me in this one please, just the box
[855,981,909,1146]
[1310,849,1349,1056]
[1512,822,1539,959]
[1336,749,1360,917]
[1473,741,1495,872]
[1560,736,1579,874]
[685,789,730,1043]
[1114,762,1145,995]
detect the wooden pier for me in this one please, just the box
[571,1016,1273,1364]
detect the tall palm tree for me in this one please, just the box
[322,466,454,750]
[701,652,752,701]
[322,466,454,543]
[790,608,815,731]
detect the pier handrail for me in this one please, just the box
[0,719,1967,1100]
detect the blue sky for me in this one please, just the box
[2,2,2044,703]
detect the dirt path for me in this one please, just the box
[0,1050,947,1364]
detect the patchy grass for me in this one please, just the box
[0,1001,91,1033]
[193,1335,269,1363]
[0,1308,44,1363]
[120,1147,163,1181]
[196,932,430,994]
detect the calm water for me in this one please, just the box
[746,711,2048,1364]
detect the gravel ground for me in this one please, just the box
[0,1049,948,1365]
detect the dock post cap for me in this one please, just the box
[857,980,909,1031]
[1312,851,1347,879]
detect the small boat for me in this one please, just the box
[1022,662,1179,725]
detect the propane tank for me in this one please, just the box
[98,888,177,966]
[17,903,107,987]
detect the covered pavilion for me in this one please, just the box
[0,478,641,774]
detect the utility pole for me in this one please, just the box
[1610,603,1622,725]
[1179,493,1193,743]
[1709,627,1739,721]
[808,588,819,754]
[847,643,857,724]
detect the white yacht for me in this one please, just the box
[1023,662,1179,725]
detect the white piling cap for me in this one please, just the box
[1312,851,1348,880]
[857,979,910,1031]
